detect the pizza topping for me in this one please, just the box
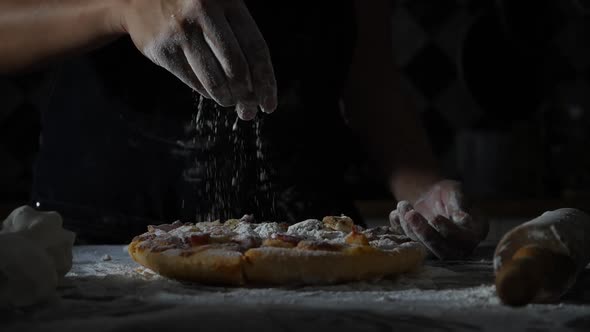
[136,233,157,242]
[262,233,302,248]
[142,234,187,252]
[286,219,341,240]
[232,235,262,251]
[320,230,346,241]
[193,220,223,232]
[287,216,385,245]
[369,238,398,250]
[287,219,323,236]
[208,232,234,243]
[187,233,211,246]
[322,215,354,233]
[233,221,258,238]
[382,234,412,243]
[223,218,241,230]
[254,222,284,238]
[147,220,184,233]
[169,225,199,237]
[344,230,370,246]
[369,234,412,250]
[296,240,344,252]
[200,225,231,239]
[362,226,397,240]
[134,214,413,255]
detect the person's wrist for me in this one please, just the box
[105,0,132,35]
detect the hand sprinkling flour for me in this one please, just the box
[119,0,278,120]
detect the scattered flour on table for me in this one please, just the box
[8,246,589,332]
[64,246,499,309]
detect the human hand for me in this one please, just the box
[389,180,489,260]
[118,0,277,120]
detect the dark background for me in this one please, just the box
[1,0,589,218]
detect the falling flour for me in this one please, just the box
[186,96,276,222]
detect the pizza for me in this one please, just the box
[128,215,427,285]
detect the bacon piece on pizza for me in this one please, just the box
[322,215,354,233]
[262,233,302,248]
[345,229,370,246]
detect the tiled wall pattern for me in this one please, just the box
[389,0,590,199]
[391,0,486,171]
[0,0,589,203]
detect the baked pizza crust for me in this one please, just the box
[128,240,245,285]
[128,217,428,286]
[243,242,426,285]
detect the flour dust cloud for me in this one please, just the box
[186,95,276,222]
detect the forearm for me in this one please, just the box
[344,0,441,203]
[0,0,124,73]
[345,70,441,203]
[353,90,440,199]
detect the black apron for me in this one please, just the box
[32,2,360,243]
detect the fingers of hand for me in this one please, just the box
[405,212,468,260]
[443,183,468,220]
[428,215,480,259]
[439,200,489,243]
[397,199,477,260]
[413,192,442,221]
[430,215,470,243]
[388,209,404,234]
[236,101,258,120]
[415,180,463,220]
[182,26,234,106]
[137,0,276,115]
[154,46,212,99]
[396,200,413,216]
[403,210,450,259]
[225,1,277,113]
[442,184,488,241]
[195,4,256,104]
[395,201,419,241]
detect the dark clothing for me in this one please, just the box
[32,2,361,243]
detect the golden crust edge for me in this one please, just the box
[128,239,245,285]
[242,243,427,285]
[128,238,427,286]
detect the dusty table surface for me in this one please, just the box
[2,245,589,332]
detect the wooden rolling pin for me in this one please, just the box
[494,208,590,307]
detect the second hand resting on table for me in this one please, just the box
[391,180,489,260]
